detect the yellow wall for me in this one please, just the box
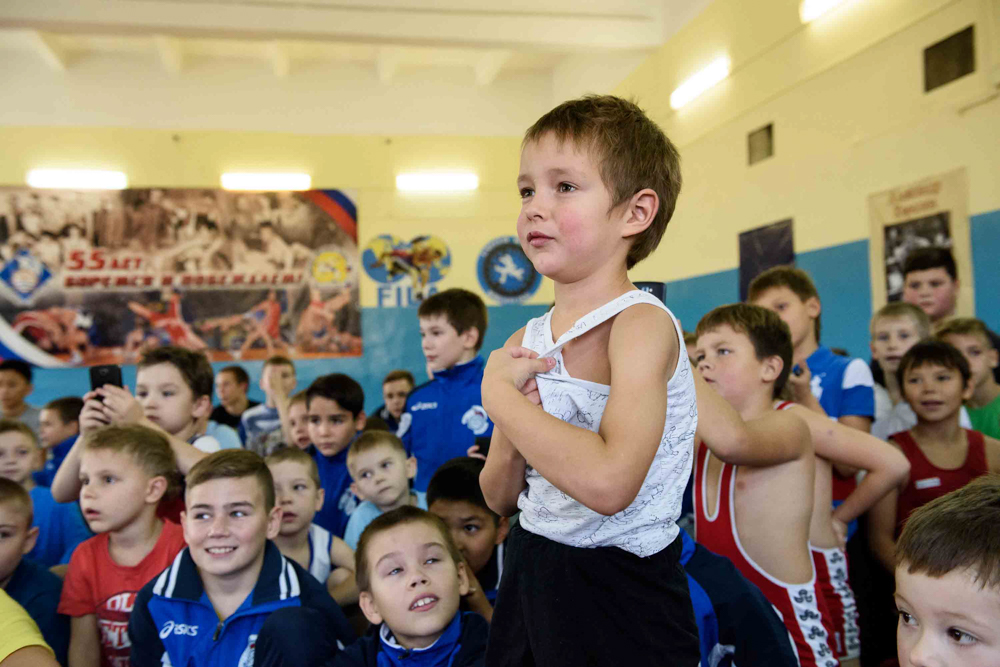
[0,128,547,307]
[617,0,1000,283]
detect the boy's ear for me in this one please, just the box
[146,476,168,505]
[349,481,363,500]
[495,516,509,546]
[191,394,212,420]
[355,411,367,432]
[987,347,999,371]
[804,296,821,318]
[358,591,384,626]
[870,340,878,361]
[405,456,417,481]
[455,559,470,597]
[619,188,659,239]
[459,327,479,352]
[266,505,283,540]
[760,355,784,385]
[21,525,39,556]
[314,487,325,513]
[962,377,975,402]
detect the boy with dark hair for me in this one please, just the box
[0,360,40,438]
[59,425,187,667]
[0,478,69,666]
[305,373,365,537]
[0,420,90,570]
[34,397,84,488]
[937,318,1000,439]
[372,370,414,434]
[240,356,296,457]
[893,474,1000,667]
[400,288,492,491]
[427,457,507,623]
[211,365,259,433]
[129,449,355,667]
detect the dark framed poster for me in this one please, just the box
[739,219,794,301]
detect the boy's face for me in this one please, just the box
[901,363,971,423]
[0,371,31,412]
[940,333,998,391]
[419,316,476,374]
[872,316,924,375]
[308,396,363,457]
[359,520,469,650]
[895,565,1000,667]
[215,371,247,406]
[136,363,209,436]
[0,501,37,587]
[38,408,78,449]
[750,286,819,350]
[0,432,38,487]
[287,402,311,449]
[268,460,323,537]
[349,445,415,510]
[903,268,958,322]
[429,499,507,576]
[695,325,781,410]
[79,449,163,533]
[382,379,413,420]
[182,476,281,581]
[261,364,296,397]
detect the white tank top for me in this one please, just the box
[307,523,332,583]
[517,290,697,557]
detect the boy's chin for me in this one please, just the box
[315,441,348,457]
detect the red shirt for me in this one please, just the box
[58,521,186,667]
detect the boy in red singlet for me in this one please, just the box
[869,340,1000,573]
[694,304,838,667]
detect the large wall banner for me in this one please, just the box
[0,188,361,367]
[868,168,973,313]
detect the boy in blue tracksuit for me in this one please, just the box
[128,450,354,667]
[398,289,493,491]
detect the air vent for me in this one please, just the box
[924,26,975,93]
[748,123,774,166]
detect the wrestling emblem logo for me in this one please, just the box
[476,236,540,304]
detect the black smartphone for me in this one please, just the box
[89,364,123,392]
[474,436,492,459]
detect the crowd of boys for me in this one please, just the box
[2,94,999,667]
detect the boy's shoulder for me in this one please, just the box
[6,557,63,608]
[333,613,488,667]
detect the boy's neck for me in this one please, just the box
[551,268,632,335]
[19,476,35,493]
[377,490,418,514]
[273,526,310,553]
[171,420,201,442]
[733,388,776,422]
[0,402,27,419]
[793,334,819,366]
[225,396,250,415]
[911,413,964,445]
[969,379,1000,409]
[444,351,477,372]
[202,550,266,621]
[108,508,164,567]
[882,369,905,405]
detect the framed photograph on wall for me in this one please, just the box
[868,168,972,313]
[739,218,794,301]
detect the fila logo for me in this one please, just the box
[409,401,438,412]
[159,621,199,639]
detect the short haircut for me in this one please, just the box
[0,420,38,447]
[186,449,275,511]
[264,355,295,373]
[288,390,307,408]
[936,317,994,349]
[903,247,957,281]
[696,304,793,399]
[0,477,32,526]
[382,369,415,387]
[347,431,407,474]
[43,397,85,424]
[683,330,697,347]
[524,95,682,270]
[305,373,364,417]
[219,365,250,387]
[139,346,214,399]
[0,360,32,384]
[265,446,320,489]
[426,457,498,523]
[84,425,180,499]
[896,339,971,388]
[896,474,1000,591]
[418,289,488,352]
[355,506,462,593]
[747,266,822,342]
[871,302,932,340]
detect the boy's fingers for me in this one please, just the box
[508,346,540,360]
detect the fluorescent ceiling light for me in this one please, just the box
[221,172,311,191]
[670,57,731,110]
[396,172,479,193]
[800,0,848,23]
[26,169,127,190]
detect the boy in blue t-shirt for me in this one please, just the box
[33,397,83,488]
[397,289,493,491]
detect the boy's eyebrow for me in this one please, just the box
[517,167,581,183]
[374,542,447,568]
[189,500,256,511]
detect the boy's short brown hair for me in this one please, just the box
[524,95,681,270]
[747,266,822,342]
[347,431,407,476]
[382,369,415,387]
[219,365,250,388]
[896,339,971,388]
[288,390,307,408]
[936,317,994,349]
[896,474,1000,591]
[43,397,85,425]
[186,450,275,511]
[84,425,180,499]
[417,289,488,352]
[264,356,296,374]
[870,302,931,339]
[0,477,33,526]
[354,506,462,593]
[139,346,214,399]
[0,420,38,447]
[696,304,794,398]
[265,446,320,489]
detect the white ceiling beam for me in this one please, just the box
[153,34,182,75]
[268,41,290,77]
[375,48,399,83]
[27,30,66,71]
[473,49,511,86]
